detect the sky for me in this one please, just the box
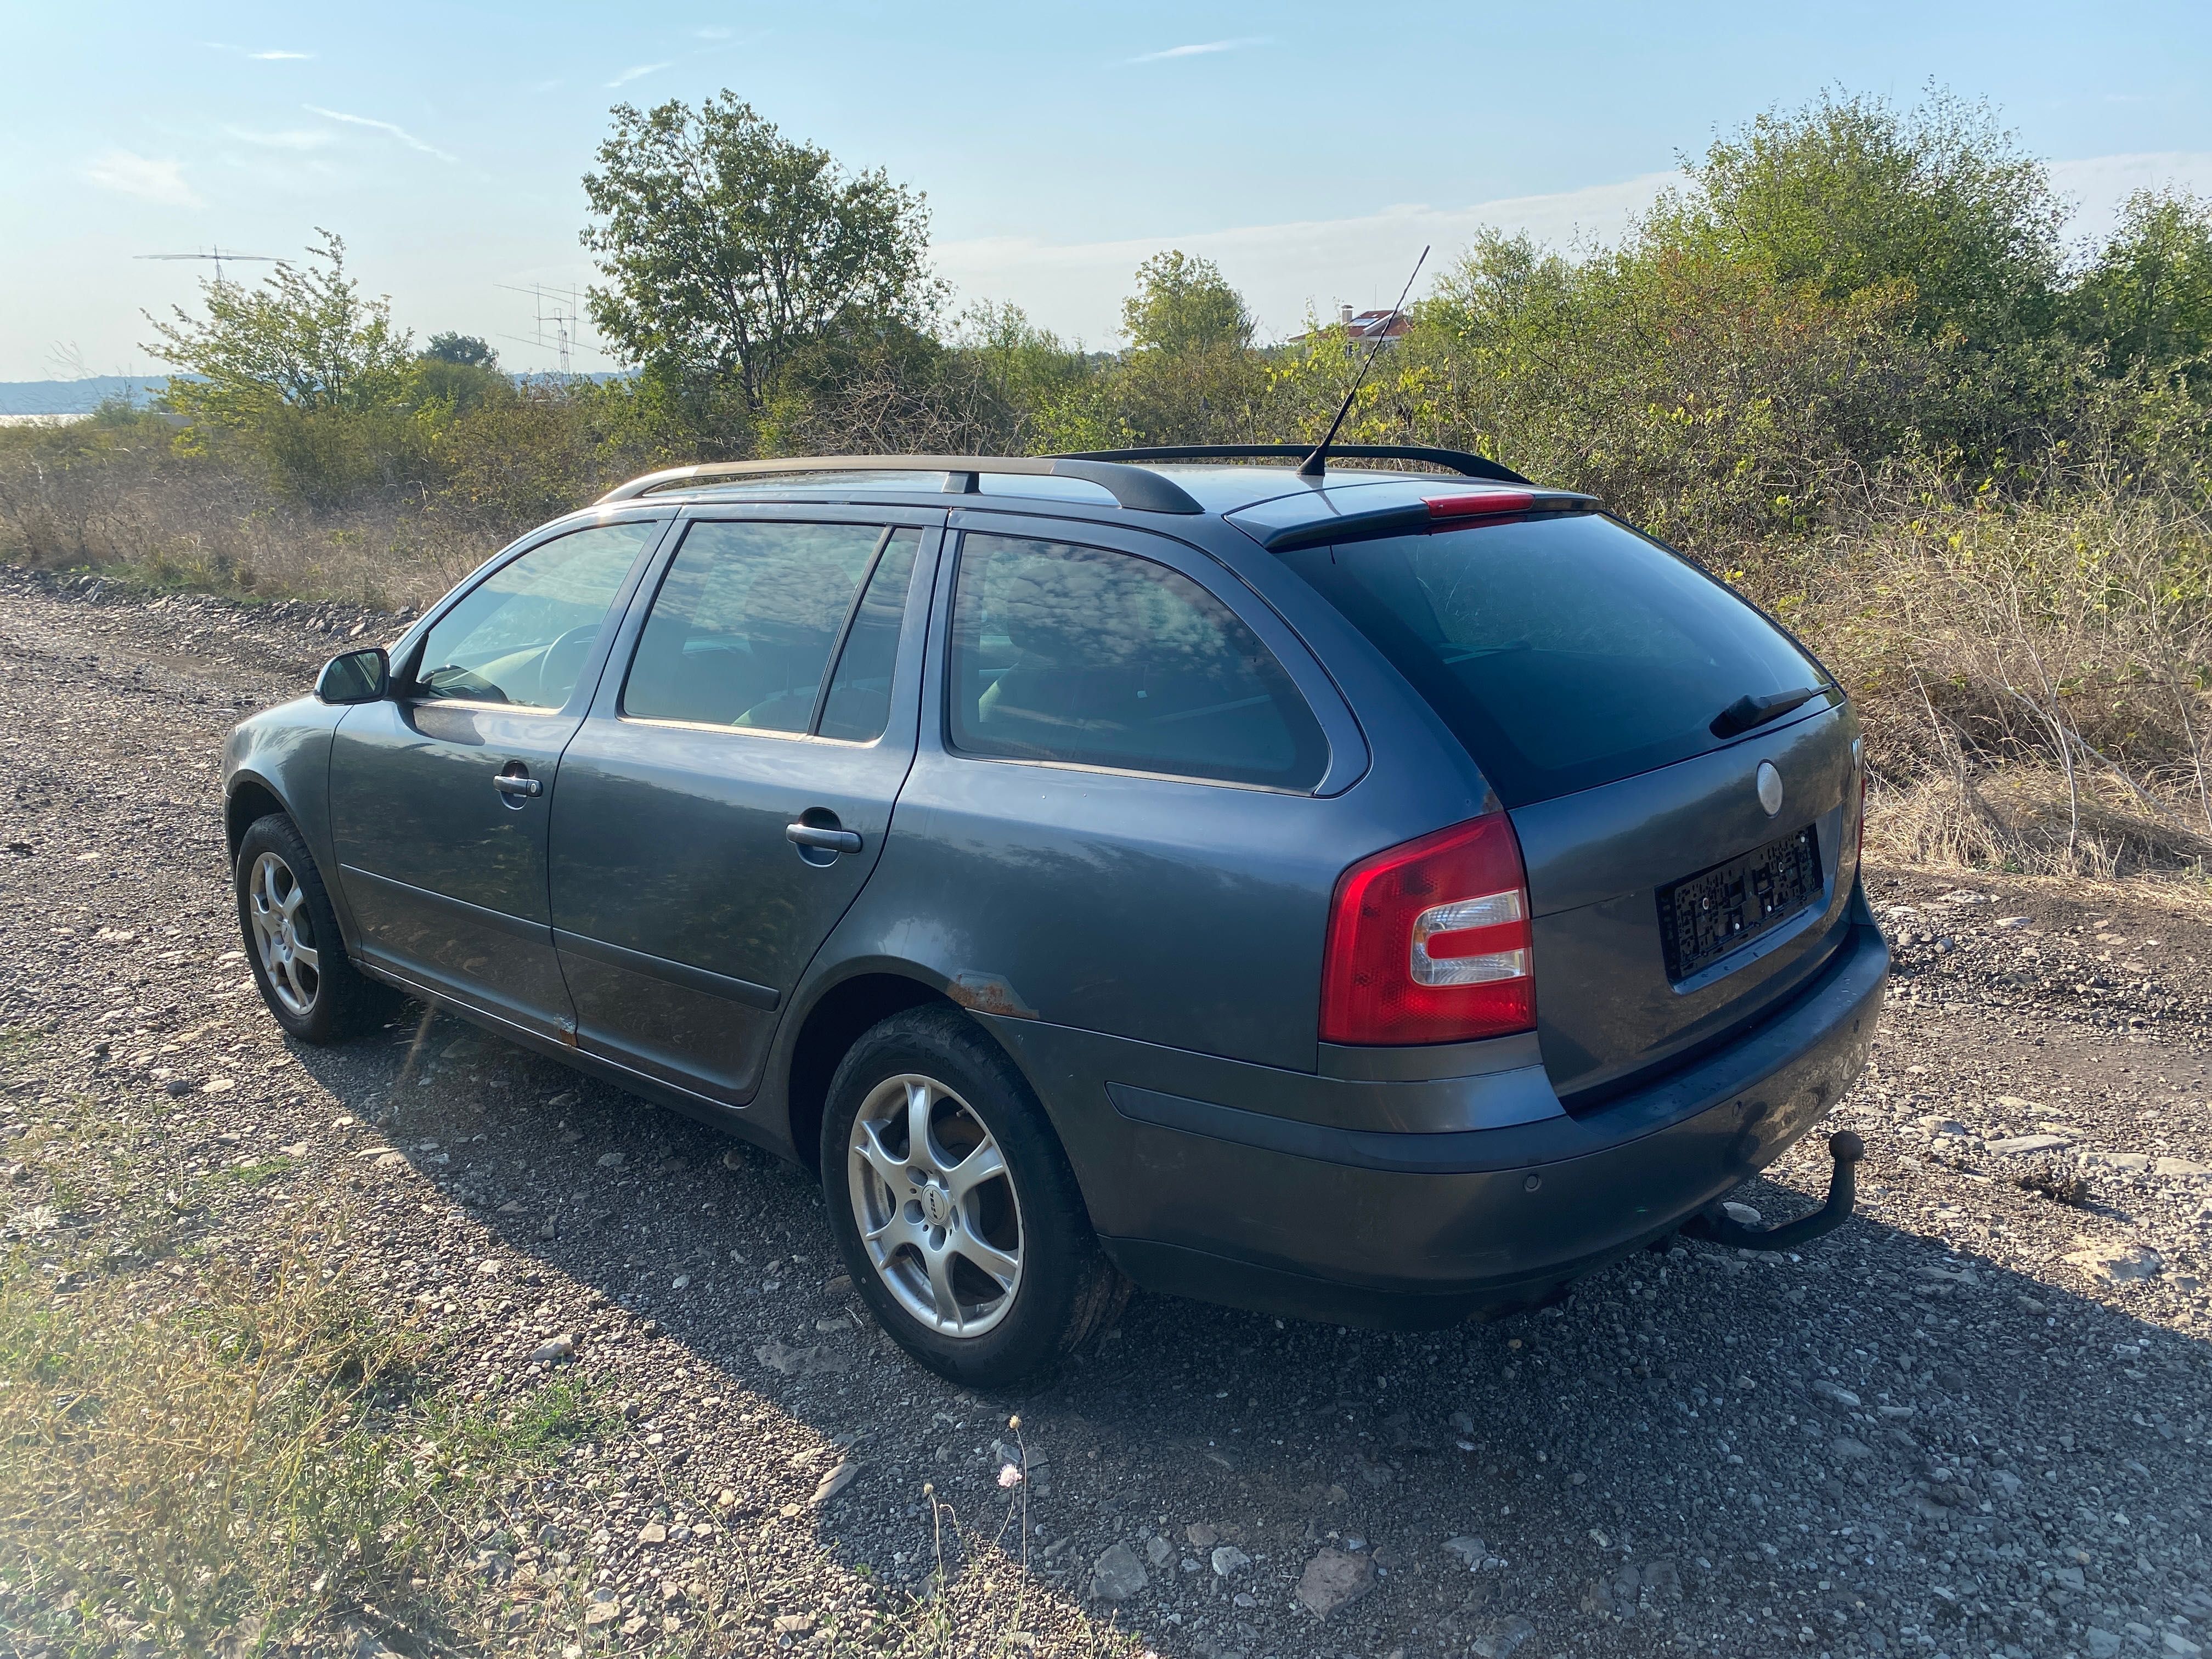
[3,0,2210,382]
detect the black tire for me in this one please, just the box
[821,1006,1126,1389]
[233,813,393,1044]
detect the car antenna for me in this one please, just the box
[1297,245,1429,479]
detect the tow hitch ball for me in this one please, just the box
[1681,1130,1866,1252]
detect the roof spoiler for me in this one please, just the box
[1058,444,1533,486]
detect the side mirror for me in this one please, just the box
[315,646,390,705]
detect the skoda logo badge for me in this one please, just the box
[1756,760,1784,817]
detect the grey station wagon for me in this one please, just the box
[222,444,1888,1385]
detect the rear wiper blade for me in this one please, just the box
[1710,686,1824,738]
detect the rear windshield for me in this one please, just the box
[1280,514,1830,805]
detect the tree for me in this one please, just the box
[1662,88,2065,347]
[142,230,415,428]
[1120,251,1252,354]
[424,332,499,368]
[1108,251,1263,443]
[580,93,937,410]
[2070,189,2212,379]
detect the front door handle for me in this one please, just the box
[786,822,861,855]
[494,773,543,798]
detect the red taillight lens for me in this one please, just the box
[1424,490,1535,521]
[1852,749,1869,874]
[1319,812,1537,1046]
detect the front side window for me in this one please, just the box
[413,522,657,708]
[623,522,920,736]
[946,533,1327,789]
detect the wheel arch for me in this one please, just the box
[224,774,290,867]
[782,970,958,1175]
[780,963,1076,1178]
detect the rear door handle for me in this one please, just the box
[494,774,543,798]
[786,822,861,854]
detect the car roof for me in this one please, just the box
[590,447,1580,542]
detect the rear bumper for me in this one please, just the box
[986,905,1888,1329]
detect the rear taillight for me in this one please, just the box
[1319,812,1537,1046]
[1850,739,1867,875]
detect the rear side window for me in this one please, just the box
[1280,515,1829,805]
[624,522,918,735]
[947,533,1327,789]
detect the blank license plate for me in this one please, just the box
[1657,825,1822,983]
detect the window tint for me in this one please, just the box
[816,532,921,742]
[414,522,655,707]
[946,533,1327,789]
[623,522,907,733]
[1279,514,1830,805]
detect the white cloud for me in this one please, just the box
[607,61,673,87]
[1125,36,1268,65]
[82,149,203,208]
[696,26,733,40]
[2050,151,2212,239]
[304,105,456,163]
[222,125,335,150]
[248,49,313,60]
[936,172,1681,346]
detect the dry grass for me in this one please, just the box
[1764,469,2212,887]
[0,414,505,609]
[0,1224,422,1652]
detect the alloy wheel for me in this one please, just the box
[246,850,320,1018]
[846,1072,1024,1338]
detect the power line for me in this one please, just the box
[134,247,279,284]
[498,282,590,375]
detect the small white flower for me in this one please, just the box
[997,1463,1023,1488]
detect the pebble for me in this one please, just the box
[1470,1613,1537,1657]
[528,1335,575,1363]
[1984,1133,2072,1154]
[2062,1239,2164,1283]
[1210,1544,1250,1578]
[1295,1547,1376,1620]
[1444,1534,1487,1567]
[810,1462,858,1506]
[1090,1542,1148,1601]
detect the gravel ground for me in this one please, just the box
[3,567,2210,1659]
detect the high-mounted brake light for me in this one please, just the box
[1424,490,1535,521]
[1319,812,1537,1046]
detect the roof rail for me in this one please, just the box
[594,454,1204,515]
[1058,443,1533,486]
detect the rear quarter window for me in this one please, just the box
[947,532,1328,790]
[1280,514,1829,805]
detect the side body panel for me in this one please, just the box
[324,511,672,1039]
[222,698,346,881]
[546,509,945,1102]
[742,506,1501,1162]
[877,507,1386,1076]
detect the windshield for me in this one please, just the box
[1279,514,1830,805]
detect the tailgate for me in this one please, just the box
[1510,702,1862,1103]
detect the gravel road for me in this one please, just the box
[4,567,2210,1659]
